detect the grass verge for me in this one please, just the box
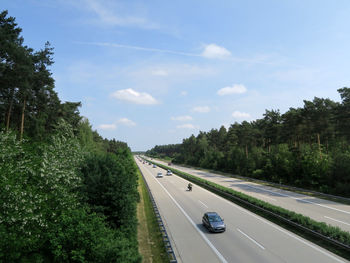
[137,169,169,263]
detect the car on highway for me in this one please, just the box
[202,212,226,233]
[153,164,157,168]
[156,172,163,178]
[166,170,173,176]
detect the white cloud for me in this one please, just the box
[176,124,198,129]
[98,124,117,130]
[202,44,231,59]
[232,111,251,119]
[151,69,168,76]
[171,115,193,121]
[218,84,247,96]
[181,91,188,96]
[193,106,210,113]
[111,88,158,105]
[118,118,136,126]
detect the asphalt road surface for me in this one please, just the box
[136,157,347,263]
[152,158,350,234]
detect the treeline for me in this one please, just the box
[147,89,350,197]
[0,10,140,262]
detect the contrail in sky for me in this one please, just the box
[77,41,201,57]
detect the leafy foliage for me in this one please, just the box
[0,10,141,262]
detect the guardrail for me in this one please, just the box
[144,158,350,256]
[137,165,177,263]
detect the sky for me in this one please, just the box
[2,0,350,151]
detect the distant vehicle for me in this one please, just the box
[156,172,163,178]
[153,164,157,168]
[166,170,172,176]
[168,163,172,166]
[202,212,226,233]
[148,162,151,165]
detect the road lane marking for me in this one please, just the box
[164,162,350,216]
[198,200,208,208]
[324,216,350,226]
[214,194,346,263]
[260,195,277,202]
[237,228,265,250]
[144,168,228,263]
[241,184,350,215]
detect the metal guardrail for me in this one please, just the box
[137,165,177,263]
[146,159,350,253]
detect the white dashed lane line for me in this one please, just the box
[324,216,350,226]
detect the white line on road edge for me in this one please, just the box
[237,228,265,250]
[215,195,346,263]
[163,160,350,216]
[324,216,350,226]
[198,200,208,208]
[144,168,228,263]
[260,195,277,202]
[242,184,350,215]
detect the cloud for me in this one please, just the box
[98,124,117,130]
[151,69,168,76]
[193,106,210,113]
[176,124,198,129]
[218,84,247,96]
[201,44,231,59]
[111,88,158,105]
[180,91,188,96]
[83,0,158,29]
[171,115,193,121]
[232,111,251,119]
[117,118,136,126]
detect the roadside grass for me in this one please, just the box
[137,169,169,263]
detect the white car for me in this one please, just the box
[166,170,173,176]
[156,172,163,178]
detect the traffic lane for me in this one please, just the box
[161,178,270,262]
[157,159,350,232]
[138,162,223,263]
[143,164,277,263]
[152,164,346,263]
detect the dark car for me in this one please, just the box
[202,212,226,233]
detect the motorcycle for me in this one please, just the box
[187,183,192,191]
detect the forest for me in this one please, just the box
[147,89,350,197]
[0,10,140,262]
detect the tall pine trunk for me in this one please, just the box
[317,133,322,158]
[20,97,26,140]
[5,87,15,131]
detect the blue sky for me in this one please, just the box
[3,0,350,151]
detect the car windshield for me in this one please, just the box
[208,215,222,222]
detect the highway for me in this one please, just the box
[136,157,347,263]
[152,158,350,233]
